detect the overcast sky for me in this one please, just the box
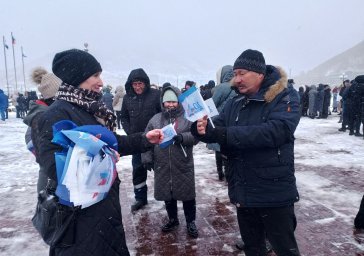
[1,0,364,88]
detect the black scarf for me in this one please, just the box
[56,84,117,131]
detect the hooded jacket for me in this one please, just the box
[120,68,161,134]
[142,86,198,201]
[193,65,300,207]
[212,65,236,113]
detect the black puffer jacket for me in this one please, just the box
[120,68,161,134]
[37,99,152,256]
[193,66,301,208]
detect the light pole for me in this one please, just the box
[84,42,89,52]
[340,73,347,84]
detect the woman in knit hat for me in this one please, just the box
[35,49,163,256]
[23,67,61,192]
[142,86,199,238]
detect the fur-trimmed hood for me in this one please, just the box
[231,65,288,103]
[261,66,287,103]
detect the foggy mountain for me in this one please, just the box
[294,40,364,86]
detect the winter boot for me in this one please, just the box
[131,200,148,212]
[235,239,245,250]
[161,218,179,232]
[186,221,198,238]
[131,185,148,212]
[354,228,364,244]
[215,152,224,181]
[338,127,346,132]
[349,130,355,135]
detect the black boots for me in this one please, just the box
[131,200,147,212]
[161,219,199,238]
[161,219,180,232]
[186,221,198,238]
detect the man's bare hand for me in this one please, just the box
[197,115,208,135]
[146,129,164,144]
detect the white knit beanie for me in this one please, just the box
[32,67,61,99]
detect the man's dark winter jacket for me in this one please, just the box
[121,68,161,134]
[192,65,301,208]
[36,99,153,256]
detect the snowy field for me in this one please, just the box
[0,111,363,255]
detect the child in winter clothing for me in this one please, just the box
[142,85,199,238]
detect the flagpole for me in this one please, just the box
[21,46,26,92]
[2,36,10,96]
[11,32,18,92]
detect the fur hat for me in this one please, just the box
[233,49,266,74]
[31,67,61,99]
[162,89,178,102]
[52,49,102,86]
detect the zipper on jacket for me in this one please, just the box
[168,115,173,192]
[277,148,281,162]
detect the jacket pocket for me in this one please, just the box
[253,165,293,181]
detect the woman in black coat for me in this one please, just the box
[36,49,163,256]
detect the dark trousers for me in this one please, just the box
[165,199,196,223]
[355,195,364,229]
[116,111,122,129]
[237,205,300,256]
[132,154,148,202]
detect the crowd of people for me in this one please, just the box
[295,77,364,139]
[0,47,363,256]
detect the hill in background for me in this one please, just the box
[294,40,364,86]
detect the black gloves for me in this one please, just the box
[212,126,227,146]
[143,163,154,171]
[173,134,183,145]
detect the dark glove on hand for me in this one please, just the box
[173,134,183,145]
[211,126,227,146]
[143,163,154,171]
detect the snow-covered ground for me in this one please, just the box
[0,111,363,255]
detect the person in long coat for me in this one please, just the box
[112,86,125,129]
[308,85,318,118]
[36,49,163,256]
[142,85,199,238]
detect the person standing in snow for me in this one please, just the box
[208,65,236,181]
[120,68,161,212]
[142,85,199,238]
[0,89,8,122]
[36,49,163,256]
[101,85,114,111]
[192,49,301,256]
[23,67,61,192]
[112,85,125,130]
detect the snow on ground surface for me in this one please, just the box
[0,111,363,255]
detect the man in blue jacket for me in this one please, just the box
[192,49,301,256]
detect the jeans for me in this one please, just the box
[0,108,5,121]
